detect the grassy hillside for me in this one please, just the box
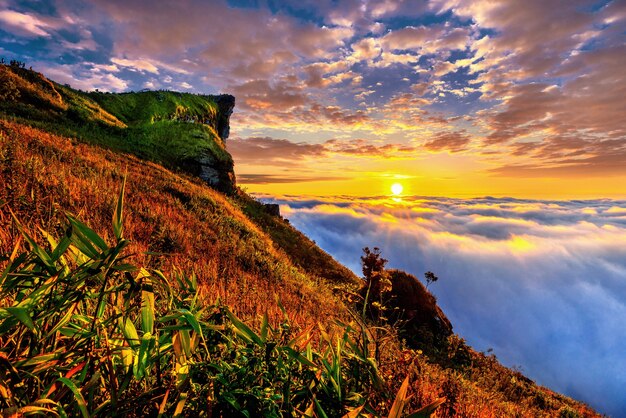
[0,63,235,193]
[0,64,601,417]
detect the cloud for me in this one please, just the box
[228,137,325,165]
[0,9,51,37]
[423,130,471,152]
[350,38,382,62]
[264,195,626,416]
[110,57,159,74]
[237,174,348,184]
[229,136,418,167]
[39,63,128,92]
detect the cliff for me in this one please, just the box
[0,63,237,193]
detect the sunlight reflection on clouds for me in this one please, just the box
[262,194,626,416]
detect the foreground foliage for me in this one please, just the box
[0,184,443,417]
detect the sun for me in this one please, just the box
[391,183,403,195]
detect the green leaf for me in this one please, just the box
[260,312,269,343]
[282,347,317,368]
[45,303,77,339]
[57,377,90,418]
[225,308,262,346]
[118,316,140,348]
[178,309,202,337]
[134,333,156,379]
[314,397,329,418]
[12,214,55,271]
[66,214,107,258]
[139,269,154,334]
[5,306,35,332]
[113,175,126,240]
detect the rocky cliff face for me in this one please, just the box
[212,94,235,141]
[192,94,236,194]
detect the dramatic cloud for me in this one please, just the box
[2,0,623,185]
[0,9,51,37]
[229,136,418,167]
[260,195,626,416]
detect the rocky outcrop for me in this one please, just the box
[386,269,453,345]
[263,203,281,217]
[177,94,236,194]
[212,94,235,141]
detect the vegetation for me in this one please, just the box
[0,64,602,417]
[0,184,438,417]
[0,63,233,193]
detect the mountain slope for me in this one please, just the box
[0,64,601,417]
[0,62,235,193]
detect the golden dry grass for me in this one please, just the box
[0,118,602,417]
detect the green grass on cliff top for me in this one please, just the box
[0,64,232,170]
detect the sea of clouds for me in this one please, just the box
[259,195,626,416]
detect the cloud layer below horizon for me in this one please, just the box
[259,194,626,416]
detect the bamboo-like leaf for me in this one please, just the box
[11,213,54,271]
[314,397,329,418]
[225,308,263,346]
[178,309,202,337]
[57,377,90,418]
[139,269,154,334]
[40,227,71,264]
[282,347,317,368]
[0,235,22,287]
[15,351,60,368]
[406,398,446,418]
[173,392,188,418]
[45,303,78,339]
[66,214,107,257]
[118,316,140,348]
[342,405,365,418]
[134,333,155,379]
[5,306,35,332]
[388,375,411,418]
[113,175,126,240]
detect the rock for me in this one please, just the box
[263,203,281,217]
[212,94,235,141]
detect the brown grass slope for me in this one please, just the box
[0,119,601,417]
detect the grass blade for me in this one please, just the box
[5,306,36,332]
[406,398,447,418]
[388,374,410,418]
[57,377,90,418]
[225,308,263,346]
[113,175,126,240]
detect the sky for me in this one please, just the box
[2,0,626,415]
[1,0,625,197]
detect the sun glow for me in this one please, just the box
[391,183,403,195]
